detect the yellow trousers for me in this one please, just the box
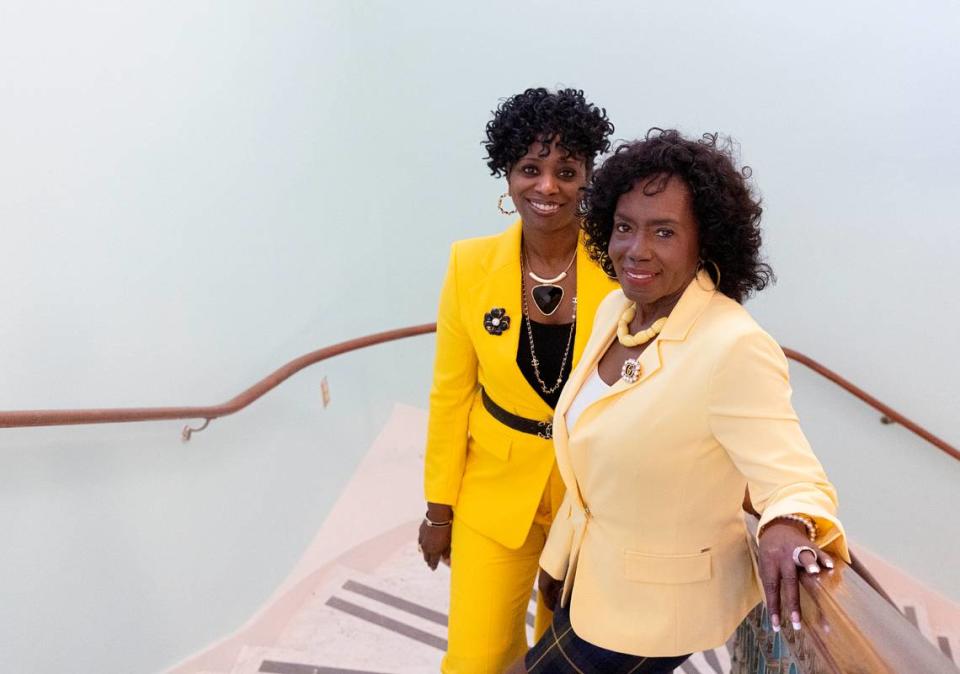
[441,473,560,674]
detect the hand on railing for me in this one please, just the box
[758,520,835,632]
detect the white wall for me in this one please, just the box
[1,2,958,672]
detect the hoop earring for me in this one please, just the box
[498,192,517,215]
[696,258,721,291]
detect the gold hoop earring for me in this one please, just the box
[498,192,517,215]
[696,258,721,291]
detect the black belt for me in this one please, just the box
[481,388,553,440]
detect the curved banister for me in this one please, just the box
[781,347,959,462]
[0,323,956,463]
[0,324,436,437]
[735,516,957,673]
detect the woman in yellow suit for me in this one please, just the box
[513,130,850,673]
[419,88,618,673]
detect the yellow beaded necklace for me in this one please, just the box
[616,304,668,348]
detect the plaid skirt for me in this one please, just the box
[524,602,690,674]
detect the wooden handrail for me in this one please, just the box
[0,324,436,437]
[782,347,959,462]
[734,517,958,673]
[0,324,956,463]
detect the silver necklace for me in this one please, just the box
[520,256,577,395]
[526,248,577,284]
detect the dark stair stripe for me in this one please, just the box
[342,579,447,626]
[938,636,954,661]
[260,661,392,674]
[680,660,703,674]
[903,605,919,628]
[342,579,537,630]
[326,596,447,651]
[702,649,724,673]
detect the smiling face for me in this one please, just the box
[608,175,701,313]
[507,139,588,234]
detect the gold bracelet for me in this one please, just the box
[763,513,817,542]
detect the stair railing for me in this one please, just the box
[732,517,958,674]
[1,323,956,464]
[3,323,958,672]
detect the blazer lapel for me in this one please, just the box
[479,220,524,384]
[554,291,623,424]
[571,241,617,367]
[607,270,716,395]
[561,271,718,412]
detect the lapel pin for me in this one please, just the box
[483,308,510,335]
[620,357,641,384]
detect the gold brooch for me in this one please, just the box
[620,357,641,383]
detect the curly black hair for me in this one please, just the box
[484,88,614,177]
[582,128,773,303]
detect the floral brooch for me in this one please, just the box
[483,308,510,335]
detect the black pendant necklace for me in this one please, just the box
[520,256,577,395]
[523,248,575,317]
[531,284,564,316]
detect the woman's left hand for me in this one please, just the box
[757,520,834,632]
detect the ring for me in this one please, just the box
[792,545,817,566]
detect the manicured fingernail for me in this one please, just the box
[791,611,802,630]
[825,559,834,569]
[807,564,821,574]
[771,614,781,632]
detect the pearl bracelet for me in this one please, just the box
[763,513,817,542]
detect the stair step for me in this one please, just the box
[229,643,430,674]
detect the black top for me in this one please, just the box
[516,316,576,409]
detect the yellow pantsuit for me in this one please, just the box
[424,221,617,673]
[443,468,561,673]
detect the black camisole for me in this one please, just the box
[516,316,576,410]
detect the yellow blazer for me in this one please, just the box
[424,220,618,549]
[539,271,850,656]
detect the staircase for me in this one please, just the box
[170,404,959,674]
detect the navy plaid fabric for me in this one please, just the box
[524,603,690,674]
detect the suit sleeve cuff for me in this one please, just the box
[758,501,850,563]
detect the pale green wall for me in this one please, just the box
[1,2,958,672]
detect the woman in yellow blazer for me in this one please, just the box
[514,130,849,673]
[419,88,618,673]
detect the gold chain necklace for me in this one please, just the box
[520,256,576,395]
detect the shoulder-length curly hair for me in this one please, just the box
[484,88,614,177]
[582,128,773,303]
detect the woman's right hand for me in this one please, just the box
[537,567,562,611]
[418,503,453,570]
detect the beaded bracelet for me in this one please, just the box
[762,513,817,542]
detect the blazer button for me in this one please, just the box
[583,505,591,517]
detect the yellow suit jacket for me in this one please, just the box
[424,220,618,548]
[539,271,849,656]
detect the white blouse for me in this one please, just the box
[564,365,611,433]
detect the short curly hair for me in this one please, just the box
[484,88,614,177]
[582,128,773,303]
